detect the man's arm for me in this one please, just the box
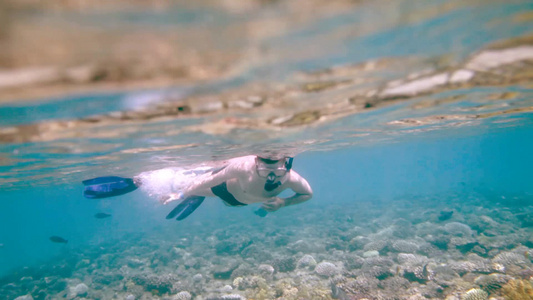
[282,171,313,207]
[262,171,313,212]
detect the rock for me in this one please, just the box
[379,73,449,98]
[14,295,33,300]
[63,65,98,83]
[0,67,61,89]
[190,100,224,114]
[466,46,533,71]
[125,294,135,300]
[449,69,474,83]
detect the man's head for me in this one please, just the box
[255,156,293,178]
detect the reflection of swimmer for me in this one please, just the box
[83,155,313,221]
[49,236,68,244]
[94,212,112,219]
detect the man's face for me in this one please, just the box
[256,158,288,178]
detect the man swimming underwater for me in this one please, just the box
[82,155,313,221]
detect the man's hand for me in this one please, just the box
[261,197,285,212]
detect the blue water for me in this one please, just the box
[1,0,533,299]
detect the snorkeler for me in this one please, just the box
[83,155,313,221]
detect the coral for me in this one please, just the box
[315,262,340,277]
[363,250,379,258]
[215,237,253,256]
[67,283,89,299]
[462,288,488,300]
[363,240,389,252]
[474,273,513,293]
[492,251,529,268]
[430,264,459,288]
[131,273,179,294]
[361,256,394,279]
[501,279,533,300]
[257,264,275,277]
[348,236,370,251]
[240,245,273,261]
[125,295,135,300]
[344,254,365,270]
[378,276,410,290]
[272,257,297,273]
[212,262,240,280]
[231,264,253,279]
[396,253,430,283]
[425,234,451,250]
[175,291,192,300]
[391,240,419,253]
[444,222,473,237]
[233,276,265,290]
[206,294,246,300]
[397,253,428,265]
[449,237,479,253]
[297,255,317,269]
[336,275,379,299]
[192,274,203,283]
[221,285,233,293]
[449,254,494,275]
[391,218,415,239]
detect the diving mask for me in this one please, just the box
[255,157,293,178]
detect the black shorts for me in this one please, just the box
[211,182,247,207]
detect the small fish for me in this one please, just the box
[94,212,112,219]
[438,210,454,221]
[49,236,68,244]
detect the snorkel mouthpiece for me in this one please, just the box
[256,156,293,191]
[267,173,277,182]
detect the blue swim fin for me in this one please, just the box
[82,176,128,186]
[166,196,205,221]
[83,176,139,199]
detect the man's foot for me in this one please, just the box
[159,192,184,205]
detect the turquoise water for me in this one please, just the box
[1,0,533,299]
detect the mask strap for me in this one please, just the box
[285,157,293,170]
